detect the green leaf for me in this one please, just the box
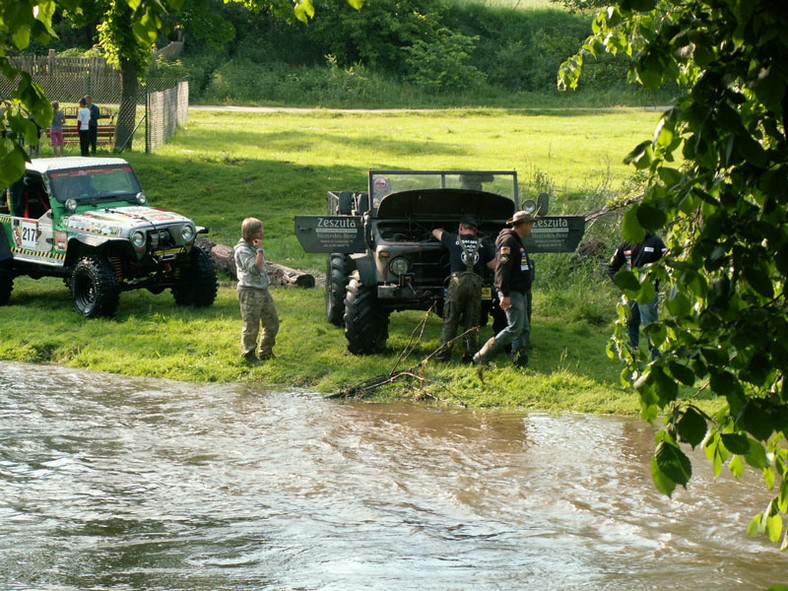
[747,513,763,536]
[294,0,315,22]
[657,166,682,187]
[636,202,667,230]
[700,347,729,366]
[764,466,776,489]
[780,480,788,513]
[729,454,744,478]
[668,361,696,386]
[613,269,641,292]
[743,264,775,299]
[11,25,31,50]
[743,438,769,470]
[0,147,27,188]
[624,140,653,169]
[650,365,678,406]
[655,439,692,488]
[621,206,646,243]
[739,402,778,442]
[709,370,745,415]
[765,514,783,544]
[635,370,659,422]
[651,455,677,496]
[720,433,749,454]
[676,407,707,447]
[636,277,656,304]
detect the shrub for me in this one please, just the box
[404,28,485,93]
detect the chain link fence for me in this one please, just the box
[1,52,187,154]
[146,81,189,152]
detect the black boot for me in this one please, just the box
[512,349,528,368]
[473,337,501,366]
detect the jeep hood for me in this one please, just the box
[65,206,192,235]
[375,189,515,222]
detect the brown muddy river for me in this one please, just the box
[1,361,785,590]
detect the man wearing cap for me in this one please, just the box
[432,215,496,363]
[473,210,535,367]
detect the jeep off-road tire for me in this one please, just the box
[70,256,120,318]
[343,272,388,355]
[325,253,349,326]
[172,243,218,307]
[0,259,14,306]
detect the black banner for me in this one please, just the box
[294,215,366,254]
[522,216,586,253]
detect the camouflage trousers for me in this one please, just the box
[438,272,482,361]
[238,287,279,358]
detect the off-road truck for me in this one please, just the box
[0,157,217,318]
[295,169,585,355]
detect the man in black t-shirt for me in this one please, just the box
[432,215,495,362]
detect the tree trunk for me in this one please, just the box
[115,59,138,151]
[195,238,315,288]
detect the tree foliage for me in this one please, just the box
[560,0,788,550]
[0,0,182,179]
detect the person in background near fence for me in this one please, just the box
[49,101,65,157]
[234,217,280,365]
[84,95,102,155]
[77,98,91,157]
[26,115,41,157]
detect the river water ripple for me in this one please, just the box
[0,362,784,590]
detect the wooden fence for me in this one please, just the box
[2,51,121,103]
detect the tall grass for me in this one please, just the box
[2,108,710,413]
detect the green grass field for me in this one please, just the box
[3,106,714,414]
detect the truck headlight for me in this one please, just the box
[65,198,77,212]
[130,230,146,249]
[181,224,195,242]
[389,257,409,276]
[136,192,147,205]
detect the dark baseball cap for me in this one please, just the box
[460,215,478,227]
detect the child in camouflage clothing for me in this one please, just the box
[233,217,279,364]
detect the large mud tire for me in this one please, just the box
[344,273,386,355]
[172,244,218,307]
[70,256,120,318]
[0,259,14,306]
[326,253,349,326]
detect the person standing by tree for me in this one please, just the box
[473,210,535,368]
[77,98,91,157]
[607,233,667,361]
[84,95,101,155]
[432,215,496,363]
[233,217,279,365]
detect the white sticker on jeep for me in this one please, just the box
[13,219,39,249]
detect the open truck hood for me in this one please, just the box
[375,189,515,222]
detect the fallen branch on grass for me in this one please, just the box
[327,306,479,400]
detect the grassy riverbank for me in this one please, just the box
[3,107,715,414]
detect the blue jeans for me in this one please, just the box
[627,294,659,360]
[494,291,529,353]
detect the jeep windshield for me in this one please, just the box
[47,165,144,205]
[368,170,518,209]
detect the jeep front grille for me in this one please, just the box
[148,229,175,250]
